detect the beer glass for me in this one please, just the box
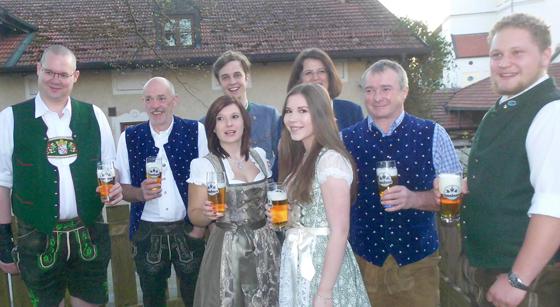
[97,160,115,203]
[146,156,163,190]
[267,181,288,228]
[438,172,462,223]
[376,160,398,198]
[206,171,227,215]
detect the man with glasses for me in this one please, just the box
[0,45,122,306]
[115,77,208,306]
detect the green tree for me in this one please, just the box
[399,17,454,117]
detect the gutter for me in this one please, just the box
[0,46,430,73]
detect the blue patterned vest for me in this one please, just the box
[342,114,437,266]
[125,116,199,239]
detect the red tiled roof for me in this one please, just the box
[430,88,478,131]
[0,34,25,64]
[0,0,429,71]
[451,33,489,58]
[447,62,560,110]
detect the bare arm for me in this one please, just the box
[187,183,220,227]
[0,186,18,274]
[382,186,439,212]
[0,187,11,224]
[315,177,351,306]
[487,214,560,306]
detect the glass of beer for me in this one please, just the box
[146,156,162,190]
[97,160,115,203]
[438,172,462,223]
[206,171,226,216]
[376,160,398,197]
[267,181,289,229]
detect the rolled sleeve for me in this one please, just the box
[527,101,560,218]
[432,123,462,174]
[115,131,132,184]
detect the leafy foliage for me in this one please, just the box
[399,17,454,117]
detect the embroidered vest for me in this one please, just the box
[342,114,437,266]
[464,78,560,268]
[126,116,199,239]
[12,98,102,234]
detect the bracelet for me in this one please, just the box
[316,293,333,301]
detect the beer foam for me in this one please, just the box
[267,191,287,201]
[376,167,398,176]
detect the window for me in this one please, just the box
[155,0,201,48]
[163,17,193,47]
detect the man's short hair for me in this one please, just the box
[143,77,176,96]
[489,13,551,51]
[360,59,408,90]
[40,45,77,70]
[212,50,251,81]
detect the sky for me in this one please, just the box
[378,0,451,30]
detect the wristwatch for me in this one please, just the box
[507,271,530,291]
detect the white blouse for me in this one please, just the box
[188,147,271,185]
[316,149,353,186]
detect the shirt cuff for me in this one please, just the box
[528,193,560,218]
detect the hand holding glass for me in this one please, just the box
[97,161,115,203]
[146,156,162,191]
[376,160,398,197]
[438,172,462,223]
[207,172,227,215]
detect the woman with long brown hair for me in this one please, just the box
[277,83,370,306]
[188,95,280,306]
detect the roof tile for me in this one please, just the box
[0,0,428,70]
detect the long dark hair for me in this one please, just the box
[279,83,357,204]
[205,95,251,160]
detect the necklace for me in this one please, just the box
[229,157,245,170]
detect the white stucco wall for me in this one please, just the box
[442,0,560,87]
[0,58,370,139]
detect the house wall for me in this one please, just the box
[0,58,370,138]
[442,0,560,88]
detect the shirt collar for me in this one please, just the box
[499,74,550,104]
[367,111,405,136]
[34,94,72,118]
[149,117,174,138]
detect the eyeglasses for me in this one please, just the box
[41,68,75,80]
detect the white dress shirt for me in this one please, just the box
[115,119,208,222]
[499,75,560,218]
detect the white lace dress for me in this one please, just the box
[278,149,371,306]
